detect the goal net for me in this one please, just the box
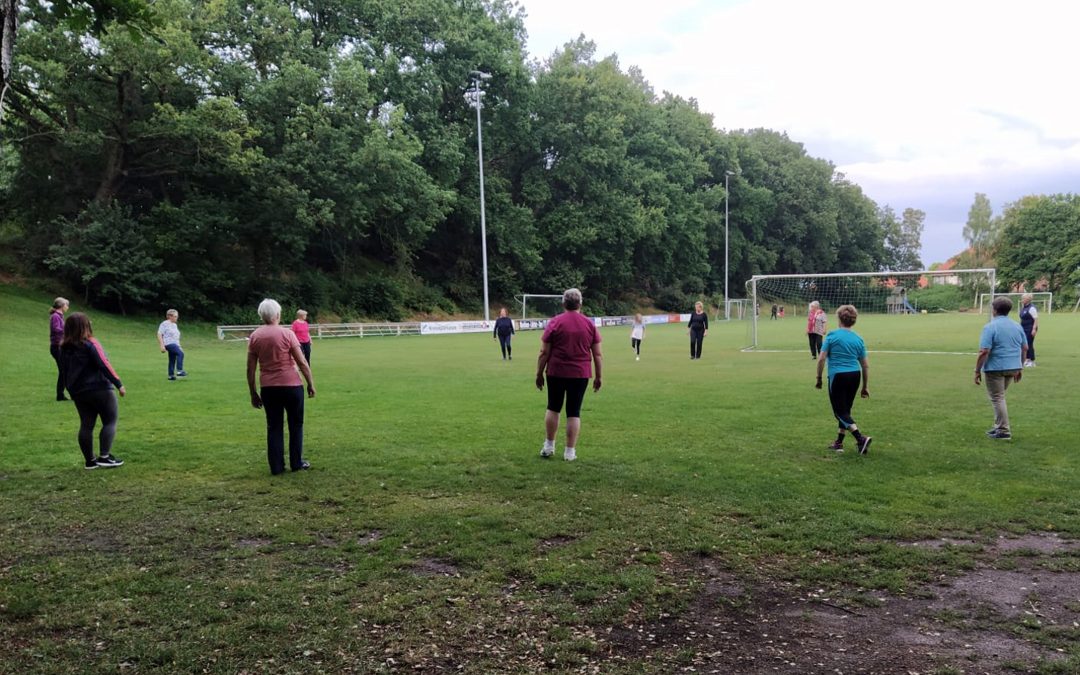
[745,269,996,353]
[978,292,1052,315]
[516,294,564,319]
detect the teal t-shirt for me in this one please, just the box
[821,328,866,380]
[979,316,1026,372]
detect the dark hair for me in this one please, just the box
[61,312,93,348]
[992,297,1013,316]
[836,304,858,327]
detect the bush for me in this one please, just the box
[654,286,695,312]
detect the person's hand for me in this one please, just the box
[860,387,870,399]
[593,377,602,392]
[704,330,708,337]
[117,385,126,397]
[535,373,545,391]
[974,371,982,385]
[160,347,166,353]
[1014,371,1023,383]
[250,392,262,409]
[307,384,317,398]
[815,377,822,390]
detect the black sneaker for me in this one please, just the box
[858,436,872,455]
[168,375,176,381]
[292,460,311,471]
[177,371,188,377]
[84,459,99,470]
[988,430,1012,440]
[827,441,844,452]
[95,455,124,468]
[986,428,1000,437]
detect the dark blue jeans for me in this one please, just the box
[261,385,305,475]
[498,334,512,359]
[165,343,185,376]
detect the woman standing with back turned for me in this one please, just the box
[60,313,126,469]
[815,305,872,455]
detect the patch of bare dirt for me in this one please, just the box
[538,535,576,552]
[234,537,272,549]
[357,530,382,546]
[409,558,459,577]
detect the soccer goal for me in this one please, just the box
[516,294,564,319]
[978,292,1052,315]
[744,269,996,353]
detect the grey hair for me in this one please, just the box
[166,308,178,317]
[1021,293,1033,302]
[563,288,583,311]
[809,301,820,309]
[52,297,69,310]
[258,298,282,324]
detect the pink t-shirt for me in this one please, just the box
[248,325,303,387]
[541,311,601,379]
[291,319,311,343]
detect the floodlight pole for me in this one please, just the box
[467,71,492,322]
[724,170,735,320]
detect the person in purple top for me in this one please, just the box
[50,297,70,401]
[535,288,603,461]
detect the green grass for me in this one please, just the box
[2,283,1079,672]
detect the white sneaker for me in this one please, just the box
[1023,360,1032,368]
[635,356,640,361]
[563,448,576,462]
[540,443,554,458]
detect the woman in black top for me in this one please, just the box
[493,308,516,360]
[688,301,709,359]
[60,313,126,469]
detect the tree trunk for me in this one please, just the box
[1,0,16,121]
[94,70,137,203]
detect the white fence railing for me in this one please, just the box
[217,323,421,341]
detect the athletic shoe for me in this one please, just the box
[1023,360,1032,368]
[827,441,844,452]
[986,427,1000,436]
[168,375,176,381]
[636,356,640,361]
[177,371,188,377]
[95,455,124,468]
[988,430,1012,440]
[292,460,311,471]
[563,448,576,462]
[84,459,99,470]
[540,444,554,459]
[858,436,872,455]
[1029,362,1036,368]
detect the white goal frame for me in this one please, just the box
[745,268,996,351]
[978,292,1052,314]
[516,294,564,319]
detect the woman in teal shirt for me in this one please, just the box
[815,305,872,454]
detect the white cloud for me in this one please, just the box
[521,0,1080,263]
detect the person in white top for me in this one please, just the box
[157,309,186,380]
[630,314,645,360]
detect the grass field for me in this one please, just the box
[2,284,1079,673]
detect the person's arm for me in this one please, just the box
[87,339,125,396]
[291,341,317,397]
[157,326,166,352]
[535,341,551,390]
[1032,313,1038,336]
[859,357,870,398]
[974,347,989,385]
[247,350,262,408]
[493,321,498,339]
[1016,341,1027,382]
[591,342,603,392]
[703,313,709,335]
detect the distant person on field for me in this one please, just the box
[157,309,186,380]
[770,304,778,320]
[816,305,872,455]
[50,297,70,401]
[806,301,827,360]
[291,309,313,364]
[536,288,602,462]
[975,297,1027,440]
[59,312,126,469]
[630,313,645,360]
[1019,293,1039,367]
[493,307,515,360]
[247,298,317,475]
[779,305,785,318]
[687,301,708,359]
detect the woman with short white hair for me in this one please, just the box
[247,298,317,475]
[806,301,827,360]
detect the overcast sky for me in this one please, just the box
[519,0,1080,265]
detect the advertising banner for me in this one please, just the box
[419,321,492,335]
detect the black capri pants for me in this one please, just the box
[546,376,589,418]
[827,370,861,430]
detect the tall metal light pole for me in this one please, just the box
[466,70,492,322]
[724,170,735,320]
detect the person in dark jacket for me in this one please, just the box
[687,301,709,359]
[60,313,126,469]
[493,308,515,360]
[50,297,70,401]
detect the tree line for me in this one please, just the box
[4,0,932,319]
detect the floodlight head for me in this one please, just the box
[725,170,736,176]
[471,70,492,80]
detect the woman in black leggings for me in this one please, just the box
[687,301,709,359]
[59,313,126,469]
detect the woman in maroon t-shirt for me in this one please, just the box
[535,288,603,462]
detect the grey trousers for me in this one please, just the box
[984,370,1019,432]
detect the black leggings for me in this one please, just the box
[631,338,641,355]
[546,376,589,417]
[72,389,119,462]
[261,385,305,475]
[808,333,823,358]
[1025,331,1036,361]
[498,335,512,358]
[51,344,65,399]
[300,342,312,364]
[690,331,704,358]
[827,371,861,430]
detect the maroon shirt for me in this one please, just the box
[541,311,600,379]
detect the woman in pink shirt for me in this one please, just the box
[535,288,603,462]
[247,299,317,475]
[291,309,312,364]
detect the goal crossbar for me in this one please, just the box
[516,294,564,319]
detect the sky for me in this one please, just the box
[518,0,1080,265]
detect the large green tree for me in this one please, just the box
[996,194,1080,293]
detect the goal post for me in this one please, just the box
[978,292,1052,314]
[744,268,996,352]
[516,294,564,319]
